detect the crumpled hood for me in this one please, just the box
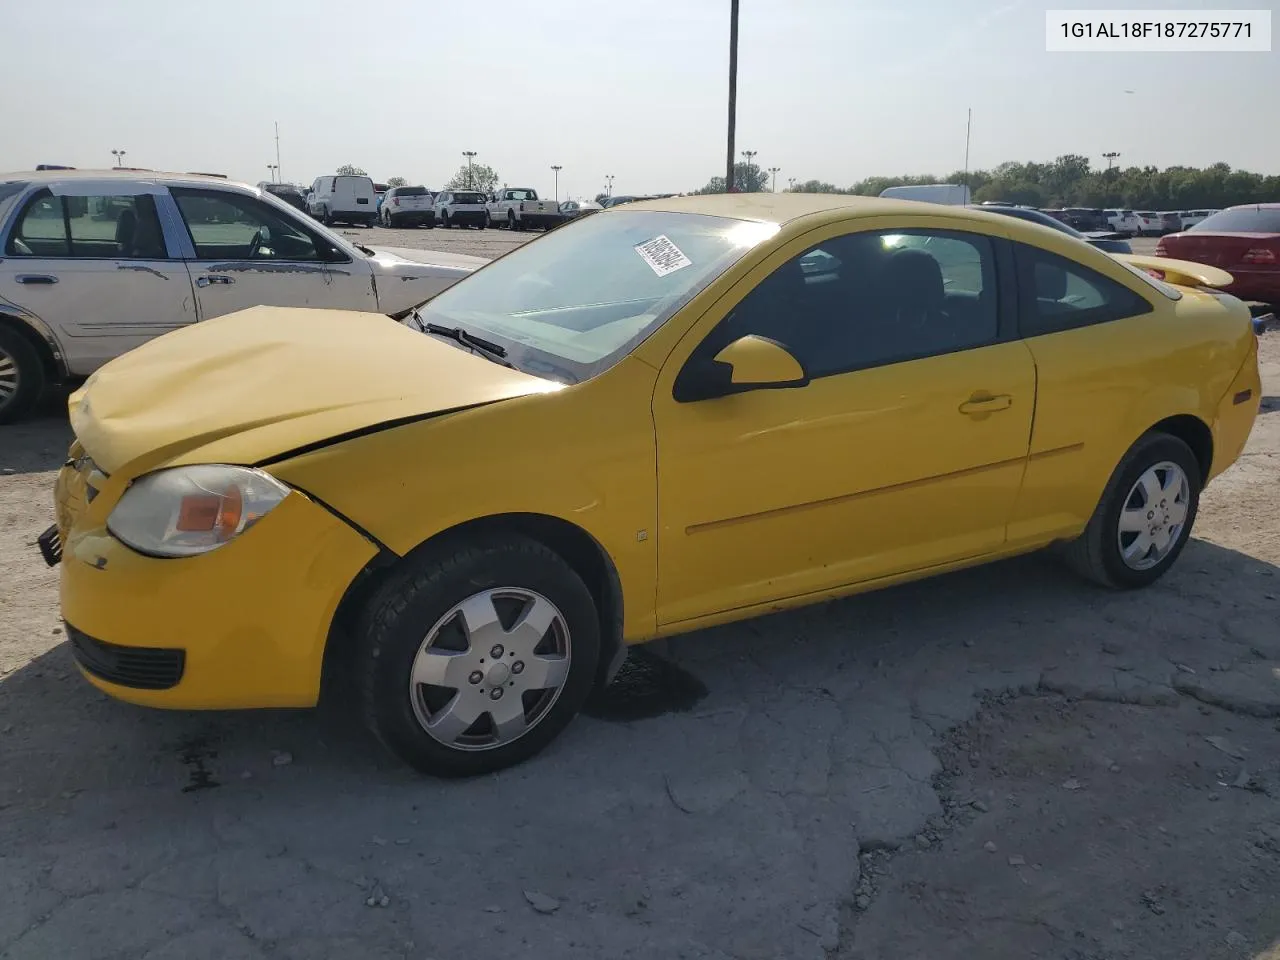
[70,305,558,477]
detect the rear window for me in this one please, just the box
[396,186,428,197]
[1192,208,1280,233]
[452,192,485,204]
[336,176,373,188]
[506,189,536,201]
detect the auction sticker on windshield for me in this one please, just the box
[635,235,692,277]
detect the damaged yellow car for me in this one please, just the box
[44,194,1261,776]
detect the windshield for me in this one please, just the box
[1192,207,1280,233]
[418,210,778,384]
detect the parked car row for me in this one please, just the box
[977,203,1132,254]
[1157,204,1280,306]
[1048,207,1223,237]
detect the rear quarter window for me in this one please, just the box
[1014,243,1154,337]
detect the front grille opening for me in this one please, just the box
[68,626,185,690]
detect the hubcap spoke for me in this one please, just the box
[519,653,570,691]
[488,693,529,743]
[411,648,473,688]
[1139,470,1162,506]
[424,692,483,744]
[1166,498,1188,526]
[455,593,505,648]
[506,596,558,653]
[1121,530,1153,564]
[1118,508,1147,533]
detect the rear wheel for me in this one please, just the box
[0,326,45,425]
[358,535,600,777]
[507,210,520,231]
[1062,432,1201,589]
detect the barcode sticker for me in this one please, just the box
[635,235,692,277]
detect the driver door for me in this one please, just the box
[169,187,376,321]
[652,219,1036,626]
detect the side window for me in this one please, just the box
[694,228,1000,380]
[1015,244,1153,337]
[171,188,329,262]
[5,190,168,259]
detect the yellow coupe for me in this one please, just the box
[45,194,1261,776]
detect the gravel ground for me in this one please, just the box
[0,260,1276,960]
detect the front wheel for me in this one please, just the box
[358,536,601,777]
[1061,432,1201,589]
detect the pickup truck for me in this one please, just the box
[487,187,560,231]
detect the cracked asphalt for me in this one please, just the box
[1,235,1277,958]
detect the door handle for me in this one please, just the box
[959,393,1013,416]
[196,275,235,287]
[16,274,58,284]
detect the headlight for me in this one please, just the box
[107,465,290,558]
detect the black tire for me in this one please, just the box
[358,535,601,777]
[322,208,333,226]
[507,211,520,232]
[1061,432,1201,589]
[0,326,45,425]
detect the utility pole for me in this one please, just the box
[267,164,278,183]
[551,165,562,203]
[1103,151,1121,172]
[962,108,972,204]
[741,150,757,191]
[274,121,282,182]
[726,0,739,192]
[768,166,780,192]
[462,151,477,189]
[605,174,614,197]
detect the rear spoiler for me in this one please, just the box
[1111,253,1234,290]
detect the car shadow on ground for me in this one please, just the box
[2,538,1276,794]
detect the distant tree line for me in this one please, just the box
[778,156,1280,210]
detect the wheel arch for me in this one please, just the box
[1146,413,1213,483]
[0,310,67,383]
[323,511,625,696]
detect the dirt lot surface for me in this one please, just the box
[1,251,1277,960]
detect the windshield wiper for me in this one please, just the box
[423,321,516,368]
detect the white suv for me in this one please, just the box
[1102,209,1141,236]
[380,186,435,228]
[433,190,488,229]
[0,170,487,422]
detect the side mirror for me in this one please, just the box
[674,335,809,402]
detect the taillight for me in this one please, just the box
[1155,240,1168,256]
[393,197,400,206]
[1242,247,1277,265]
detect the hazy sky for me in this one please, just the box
[2,0,1276,199]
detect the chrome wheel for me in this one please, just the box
[0,347,18,406]
[408,588,571,751]
[1117,460,1189,571]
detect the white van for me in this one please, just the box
[878,183,971,206]
[307,174,378,227]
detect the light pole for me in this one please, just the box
[741,150,757,190]
[605,174,614,197]
[274,121,282,183]
[267,164,279,183]
[462,151,477,189]
[788,177,796,191]
[1103,151,1121,172]
[551,165,562,203]
[111,149,126,168]
[768,166,780,192]
[726,0,739,191]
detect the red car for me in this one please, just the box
[1157,204,1280,304]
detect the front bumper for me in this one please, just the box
[55,482,378,709]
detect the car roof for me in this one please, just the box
[623,192,1084,229]
[0,168,254,189]
[1224,202,1280,211]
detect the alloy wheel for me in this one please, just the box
[408,588,571,751]
[1117,460,1190,570]
[0,346,18,407]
